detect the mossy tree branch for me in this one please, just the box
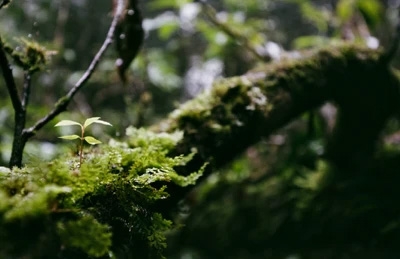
[154,44,400,214]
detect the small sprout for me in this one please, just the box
[55,117,112,167]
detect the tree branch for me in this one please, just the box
[23,0,125,138]
[0,35,29,168]
[0,36,22,113]
[153,44,400,214]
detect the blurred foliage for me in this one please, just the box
[166,119,400,258]
[1,0,400,258]
[1,0,391,163]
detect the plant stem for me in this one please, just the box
[79,138,84,167]
[79,126,84,167]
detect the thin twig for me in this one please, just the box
[199,1,270,62]
[22,72,31,109]
[0,36,23,113]
[23,0,125,138]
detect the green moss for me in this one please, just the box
[4,38,52,73]
[0,128,204,258]
[57,215,112,257]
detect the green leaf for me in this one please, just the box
[59,135,80,140]
[55,120,82,127]
[92,120,112,127]
[84,117,112,128]
[84,136,102,145]
[83,117,101,128]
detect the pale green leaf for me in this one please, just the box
[92,120,112,127]
[83,117,101,128]
[55,120,82,127]
[59,135,80,140]
[84,136,102,145]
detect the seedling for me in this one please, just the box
[55,117,112,166]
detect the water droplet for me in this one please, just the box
[28,34,32,38]
[127,9,134,15]
[15,46,21,51]
[33,22,38,27]
[115,58,123,67]
[119,34,125,39]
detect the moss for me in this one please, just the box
[0,128,204,258]
[57,215,112,257]
[4,38,52,73]
[148,43,397,223]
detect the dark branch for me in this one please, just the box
[23,0,125,138]
[0,36,22,113]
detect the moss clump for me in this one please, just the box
[3,38,53,73]
[57,215,112,257]
[0,128,204,258]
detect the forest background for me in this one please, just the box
[1,0,400,258]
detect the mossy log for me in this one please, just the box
[155,44,400,214]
